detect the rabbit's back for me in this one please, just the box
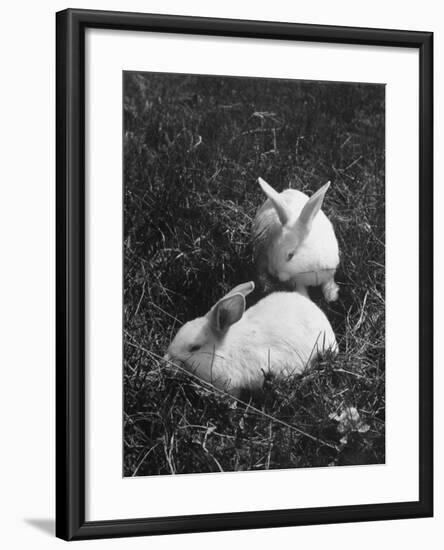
[246,291,336,348]
[221,292,337,388]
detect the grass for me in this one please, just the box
[123,71,385,476]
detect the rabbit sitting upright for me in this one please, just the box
[164,281,337,397]
[253,177,340,301]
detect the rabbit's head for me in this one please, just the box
[257,177,331,281]
[164,282,255,384]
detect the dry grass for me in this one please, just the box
[123,72,385,476]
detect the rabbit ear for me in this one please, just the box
[209,293,246,333]
[223,281,255,300]
[298,181,331,230]
[257,177,290,226]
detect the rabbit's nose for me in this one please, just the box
[163,353,183,370]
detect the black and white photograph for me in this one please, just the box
[123,71,385,476]
[0,1,438,546]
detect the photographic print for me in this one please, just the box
[56,11,432,539]
[123,71,385,477]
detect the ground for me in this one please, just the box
[123,72,385,476]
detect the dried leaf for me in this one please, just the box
[330,406,370,435]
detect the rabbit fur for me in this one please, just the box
[253,177,340,301]
[164,281,337,396]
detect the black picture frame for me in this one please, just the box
[56,8,433,541]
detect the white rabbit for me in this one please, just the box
[164,281,337,397]
[253,177,340,302]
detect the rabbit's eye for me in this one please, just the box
[189,344,201,353]
[286,251,295,262]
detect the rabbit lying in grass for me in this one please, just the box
[253,177,340,301]
[164,281,337,397]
